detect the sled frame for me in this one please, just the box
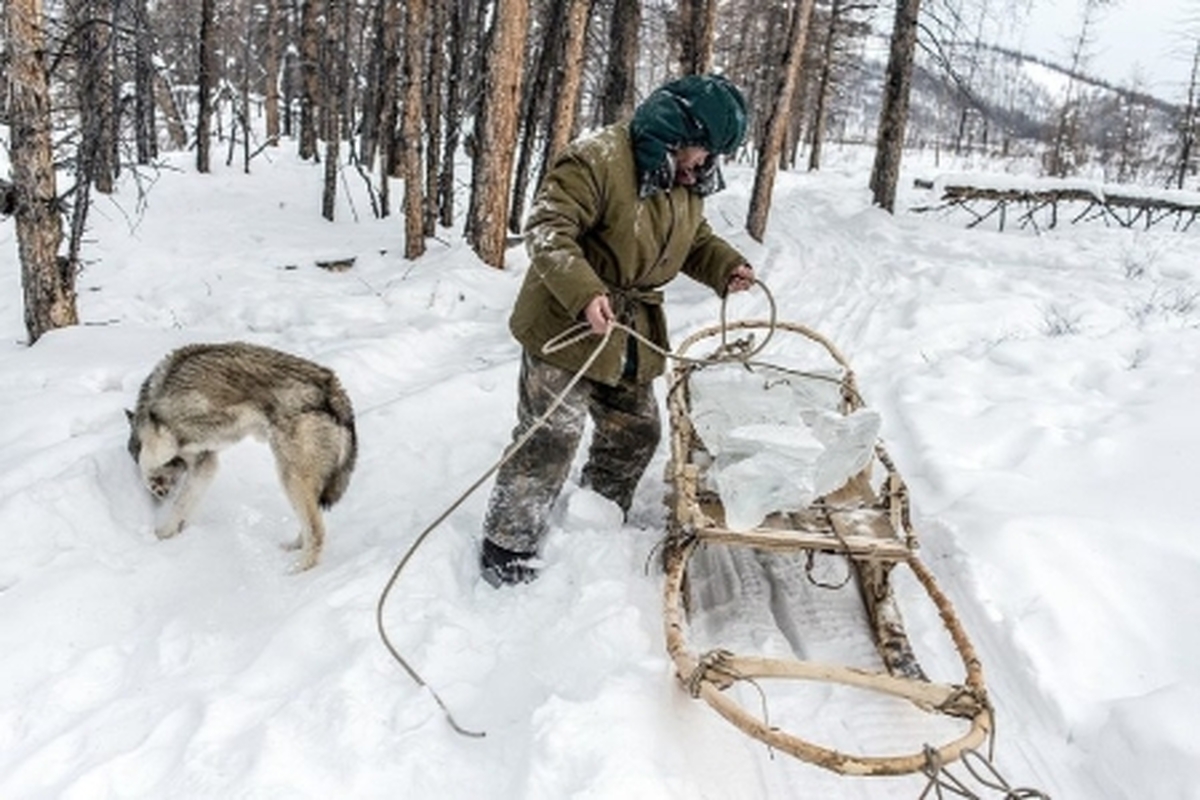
[662,320,992,776]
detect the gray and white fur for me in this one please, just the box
[126,342,357,571]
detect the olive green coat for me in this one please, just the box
[511,123,746,386]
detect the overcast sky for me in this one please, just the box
[1012,0,1198,96]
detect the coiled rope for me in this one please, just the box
[374,280,799,737]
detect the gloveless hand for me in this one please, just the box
[584,294,616,334]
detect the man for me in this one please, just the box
[481,74,756,587]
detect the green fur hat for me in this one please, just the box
[630,74,748,197]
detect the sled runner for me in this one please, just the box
[662,320,992,776]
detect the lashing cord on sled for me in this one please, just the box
[918,745,1052,799]
[376,280,800,738]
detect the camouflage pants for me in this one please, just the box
[483,350,661,555]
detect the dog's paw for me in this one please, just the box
[289,550,319,573]
[155,520,186,540]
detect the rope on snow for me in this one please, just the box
[373,281,786,736]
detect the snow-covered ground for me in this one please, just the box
[1,141,1196,799]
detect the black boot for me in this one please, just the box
[480,538,538,587]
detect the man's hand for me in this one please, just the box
[726,263,756,294]
[584,294,616,334]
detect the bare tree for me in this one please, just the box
[196,0,216,173]
[508,0,563,234]
[423,0,447,237]
[600,0,639,123]
[1176,38,1200,189]
[466,0,530,268]
[320,0,345,220]
[263,0,283,146]
[542,0,591,168]
[69,0,118,193]
[298,0,320,161]
[1044,0,1112,177]
[8,0,77,343]
[437,0,469,229]
[372,0,402,217]
[869,0,921,211]
[808,0,868,172]
[402,0,428,257]
[747,0,817,241]
[678,0,716,75]
[132,0,158,163]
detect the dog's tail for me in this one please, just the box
[320,374,357,508]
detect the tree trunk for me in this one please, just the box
[282,0,297,138]
[508,0,562,234]
[358,0,387,168]
[678,0,716,75]
[869,0,921,212]
[197,0,216,173]
[467,0,529,268]
[402,0,427,258]
[423,0,446,237]
[133,0,158,163]
[155,71,188,150]
[438,0,467,229]
[600,0,639,124]
[542,0,591,170]
[8,0,76,344]
[75,0,117,193]
[1177,40,1199,190]
[263,0,282,146]
[376,0,402,217]
[746,0,816,242]
[298,0,320,161]
[807,0,841,172]
[321,0,342,220]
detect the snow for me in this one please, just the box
[2,142,1198,799]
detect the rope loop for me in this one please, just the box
[375,278,785,737]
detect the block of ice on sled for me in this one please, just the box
[689,368,881,531]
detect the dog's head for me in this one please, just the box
[125,409,187,500]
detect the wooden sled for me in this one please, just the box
[662,320,992,776]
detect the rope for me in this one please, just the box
[918,747,1052,799]
[373,324,614,739]
[373,279,793,736]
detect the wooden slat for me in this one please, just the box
[693,526,912,561]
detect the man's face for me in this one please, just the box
[673,146,711,187]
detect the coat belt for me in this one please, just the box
[609,285,664,323]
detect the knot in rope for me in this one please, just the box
[686,648,740,696]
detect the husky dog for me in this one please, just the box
[126,342,357,571]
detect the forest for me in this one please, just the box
[3,0,1199,344]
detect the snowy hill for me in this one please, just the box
[1,146,1197,799]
